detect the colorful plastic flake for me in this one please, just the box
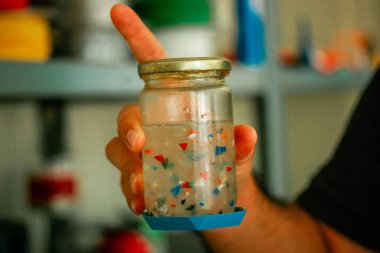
[215,146,227,156]
[213,188,220,195]
[154,155,165,162]
[170,184,181,197]
[187,152,206,161]
[182,181,192,189]
[179,142,188,151]
[161,158,174,169]
[144,149,153,155]
[219,132,229,140]
[188,133,197,140]
[185,205,195,211]
[200,171,208,181]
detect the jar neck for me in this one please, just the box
[140,70,228,88]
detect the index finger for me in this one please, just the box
[110,3,168,63]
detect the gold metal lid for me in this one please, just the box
[138,57,231,76]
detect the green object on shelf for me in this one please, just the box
[131,0,210,28]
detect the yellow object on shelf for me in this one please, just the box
[0,11,52,61]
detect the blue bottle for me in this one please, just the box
[236,0,266,66]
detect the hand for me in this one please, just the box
[105,4,258,214]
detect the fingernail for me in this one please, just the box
[126,130,140,150]
[130,173,138,194]
[130,200,137,213]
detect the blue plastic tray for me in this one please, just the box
[143,207,246,230]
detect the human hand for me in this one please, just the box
[105,4,258,214]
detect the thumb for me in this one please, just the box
[234,125,257,166]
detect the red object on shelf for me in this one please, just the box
[0,0,29,10]
[99,231,152,253]
[28,170,76,206]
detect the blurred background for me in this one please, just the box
[0,0,378,252]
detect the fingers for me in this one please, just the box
[234,125,258,189]
[234,124,257,166]
[110,3,167,63]
[105,137,129,171]
[120,165,145,214]
[105,136,145,214]
[117,105,145,152]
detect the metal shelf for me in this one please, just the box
[0,60,267,99]
[0,60,372,99]
[0,60,141,99]
[279,67,372,95]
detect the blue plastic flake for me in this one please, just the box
[215,146,227,156]
[199,202,205,206]
[229,200,235,207]
[213,188,220,195]
[170,184,181,197]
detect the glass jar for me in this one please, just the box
[138,57,236,217]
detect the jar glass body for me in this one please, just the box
[139,70,236,217]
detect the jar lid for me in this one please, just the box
[138,57,231,76]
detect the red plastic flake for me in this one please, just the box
[219,132,229,140]
[171,204,177,208]
[200,171,208,181]
[143,149,153,155]
[179,142,188,151]
[154,155,165,162]
[182,181,192,189]
[226,166,233,172]
[187,129,197,135]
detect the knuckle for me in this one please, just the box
[117,104,140,124]
[105,137,120,159]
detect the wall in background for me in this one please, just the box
[286,92,360,198]
[0,102,42,220]
[277,0,376,198]
[278,0,380,51]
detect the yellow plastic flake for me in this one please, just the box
[0,11,52,61]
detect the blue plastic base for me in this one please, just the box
[143,207,246,230]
